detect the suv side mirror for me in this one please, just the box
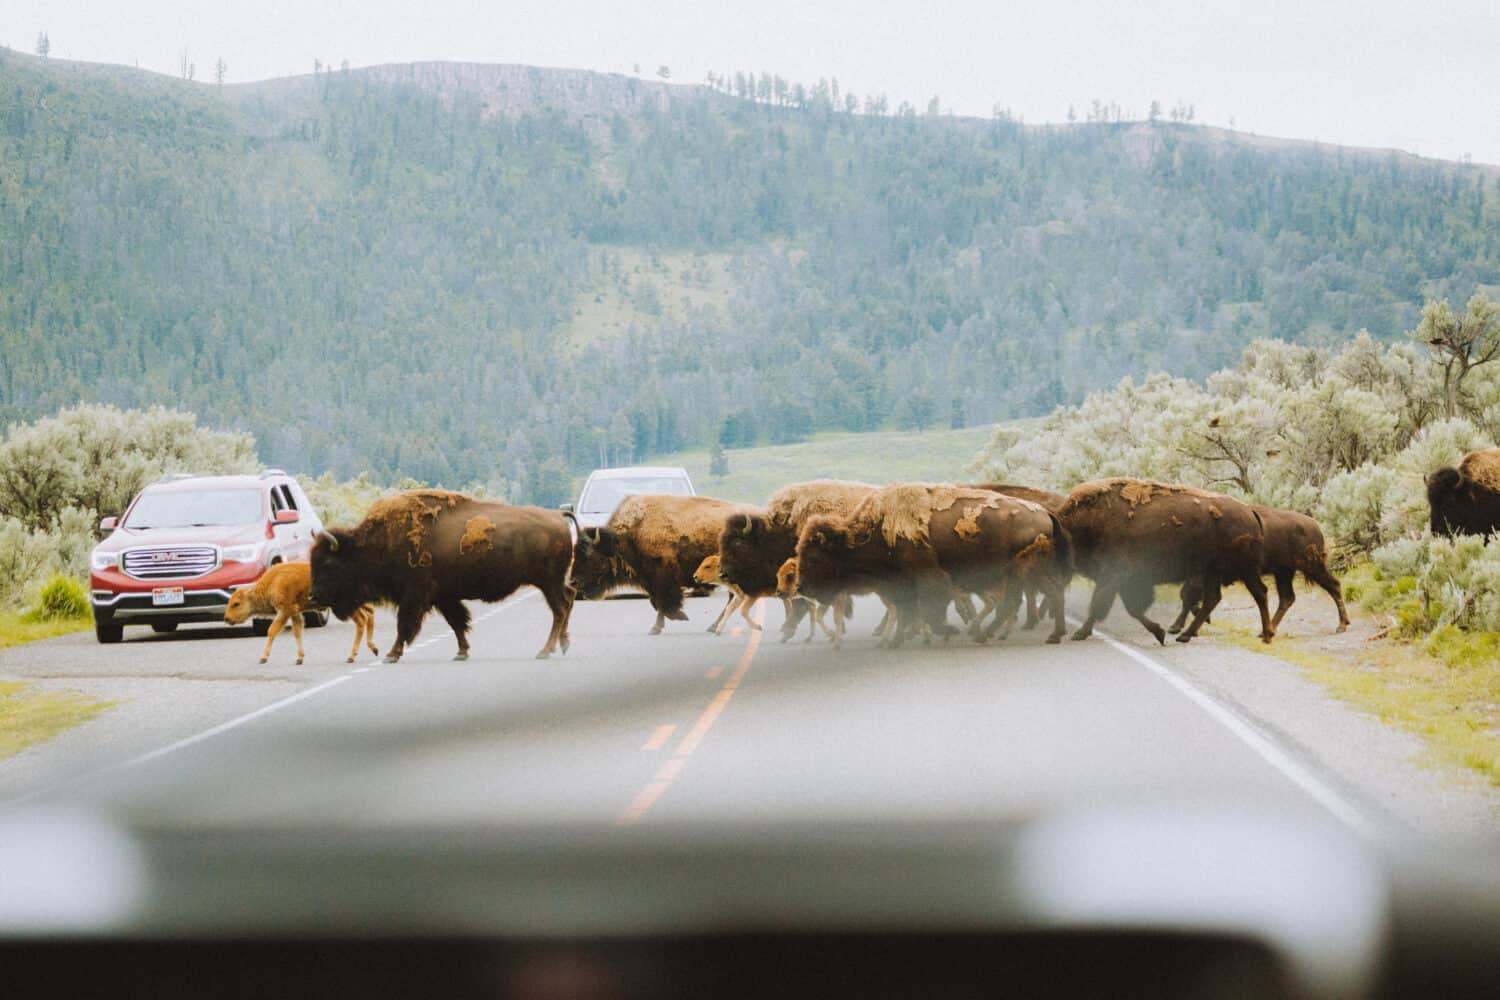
[273,510,300,524]
[559,503,574,512]
[99,516,119,533]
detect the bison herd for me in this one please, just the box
[231,446,1500,665]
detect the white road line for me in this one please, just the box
[7,590,547,808]
[1087,624,1383,843]
[7,673,356,806]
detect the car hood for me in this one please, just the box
[95,524,266,554]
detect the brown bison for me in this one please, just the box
[718,480,877,642]
[1059,478,1271,645]
[790,484,1072,647]
[224,561,378,665]
[309,491,579,662]
[693,554,759,634]
[572,494,744,634]
[966,483,1067,629]
[1169,505,1350,635]
[1427,448,1500,538]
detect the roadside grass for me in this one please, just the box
[0,611,91,651]
[654,425,1001,504]
[0,680,118,761]
[1206,584,1500,787]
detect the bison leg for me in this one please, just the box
[649,609,667,635]
[990,582,1027,642]
[1245,570,1274,643]
[708,592,737,634]
[1167,579,1201,634]
[536,583,573,659]
[290,609,305,666]
[951,592,977,626]
[1042,575,1067,644]
[435,598,472,660]
[738,594,760,630]
[1021,588,1039,629]
[1071,577,1121,641]
[968,593,998,642]
[1270,570,1296,631]
[260,610,290,664]
[1174,576,1220,644]
[347,606,372,663]
[1121,577,1168,646]
[385,598,428,663]
[1304,562,1351,633]
[830,596,847,651]
[781,598,810,642]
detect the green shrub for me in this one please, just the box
[22,574,90,622]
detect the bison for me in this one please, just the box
[1169,505,1350,635]
[718,480,877,642]
[1058,478,1272,645]
[572,494,744,634]
[966,483,1067,629]
[224,561,378,665]
[789,484,1071,647]
[1427,448,1500,538]
[309,491,580,662]
[693,553,759,634]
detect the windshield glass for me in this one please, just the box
[124,489,264,529]
[579,476,691,513]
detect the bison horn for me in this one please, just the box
[740,517,753,535]
[315,529,339,552]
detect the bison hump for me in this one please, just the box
[1459,448,1500,492]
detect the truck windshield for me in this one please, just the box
[124,489,264,529]
[579,476,691,513]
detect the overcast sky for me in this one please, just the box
[7,1,1499,163]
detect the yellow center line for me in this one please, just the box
[641,724,676,752]
[615,603,764,826]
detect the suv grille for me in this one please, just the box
[122,546,219,580]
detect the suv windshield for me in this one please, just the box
[579,476,691,514]
[124,489,264,529]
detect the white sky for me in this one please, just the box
[6,0,1499,163]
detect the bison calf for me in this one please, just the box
[693,554,760,634]
[224,561,377,665]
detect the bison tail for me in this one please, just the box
[1047,512,1073,577]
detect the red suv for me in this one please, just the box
[89,471,326,643]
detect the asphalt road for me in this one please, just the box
[2,588,1498,845]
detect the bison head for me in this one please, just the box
[717,512,787,596]
[308,528,368,620]
[775,557,799,598]
[693,554,723,586]
[794,516,852,601]
[570,527,628,599]
[224,588,256,626]
[1425,466,1464,537]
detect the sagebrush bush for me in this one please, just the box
[22,574,90,622]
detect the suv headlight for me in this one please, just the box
[90,550,118,571]
[222,542,265,563]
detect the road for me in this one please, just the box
[1,588,1498,844]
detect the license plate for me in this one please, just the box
[151,587,185,606]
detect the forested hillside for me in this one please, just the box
[3,51,1497,497]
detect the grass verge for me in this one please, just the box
[1209,596,1500,787]
[0,680,118,761]
[0,611,91,651]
